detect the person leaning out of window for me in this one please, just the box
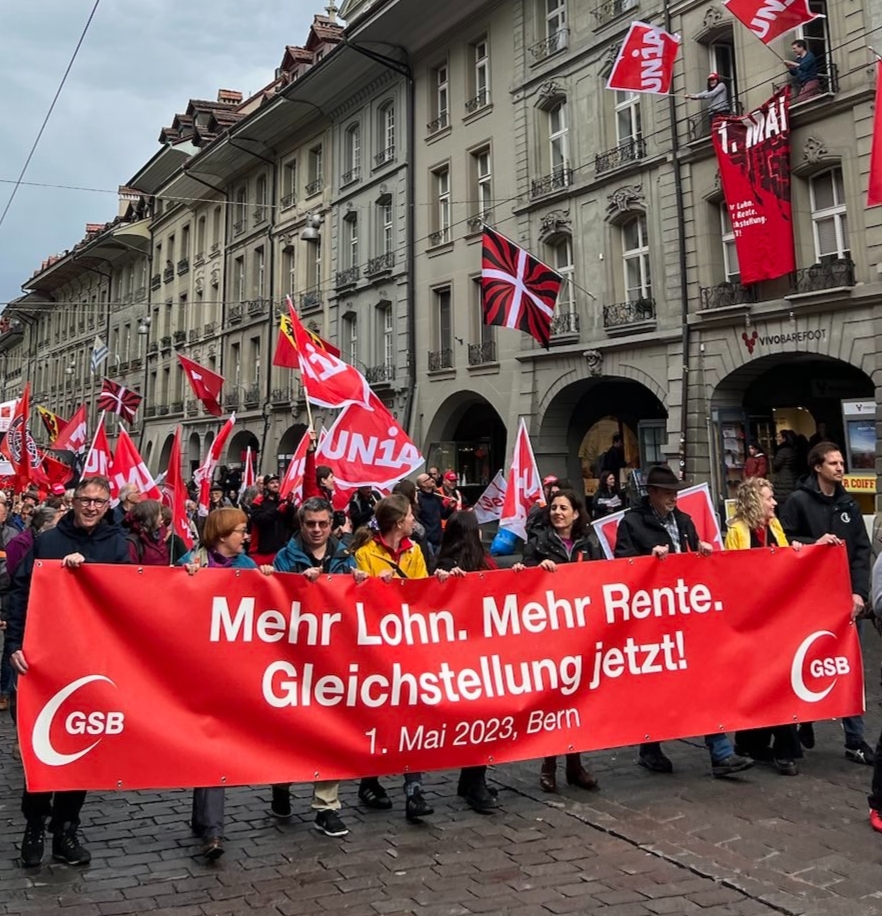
[684,72,729,129]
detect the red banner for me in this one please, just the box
[605,21,681,95]
[19,548,861,792]
[723,0,821,45]
[712,88,795,284]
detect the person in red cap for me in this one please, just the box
[440,471,465,512]
[685,73,729,131]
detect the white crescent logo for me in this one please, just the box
[32,675,115,767]
[791,631,836,703]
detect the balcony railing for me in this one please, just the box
[118,360,129,373]
[341,167,361,186]
[193,253,205,267]
[203,321,216,337]
[157,406,169,416]
[465,89,490,114]
[150,274,161,290]
[163,267,174,283]
[789,257,855,294]
[366,252,395,275]
[428,348,453,371]
[177,258,189,275]
[131,357,143,370]
[271,386,293,405]
[595,137,646,174]
[528,28,568,62]
[687,99,744,142]
[429,228,450,246]
[144,405,157,418]
[229,304,244,323]
[254,207,267,224]
[247,298,269,317]
[301,290,323,312]
[281,191,297,210]
[336,266,361,288]
[189,328,200,343]
[209,242,220,257]
[468,341,496,365]
[243,385,260,408]
[550,311,580,336]
[603,297,656,329]
[171,401,184,414]
[467,211,491,234]
[233,219,246,236]
[775,62,839,103]
[134,285,146,302]
[173,330,187,344]
[186,399,199,417]
[306,177,323,196]
[374,147,395,166]
[427,111,449,135]
[699,282,757,310]
[591,0,638,28]
[530,166,573,199]
[365,363,395,385]
[225,392,240,410]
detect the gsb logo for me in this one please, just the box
[65,711,125,736]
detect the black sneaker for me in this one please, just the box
[638,748,673,774]
[712,753,754,777]
[358,777,392,810]
[404,789,434,823]
[775,758,799,776]
[845,741,876,765]
[20,817,45,868]
[314,810,349,837]
[270,785,292,820]
[51,824,91,865]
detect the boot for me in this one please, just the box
[565,753,599,790]
[539,756,557,793]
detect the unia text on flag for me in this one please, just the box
[195,414,236,514]
[82,414,113,489]
[869,59,882,207]
[50,404,88,455]
[0,384,46,489]
[178,354,224,417]
[481,227,562,348]
[605,21,681,94]
[497,418,542,542]
[723,0,822,45]
[163,426,194,550]
[111,427,162,501]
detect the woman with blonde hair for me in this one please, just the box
[725,477,801,774]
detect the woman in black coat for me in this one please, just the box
[772,429,799,504]
[591,471,623,519]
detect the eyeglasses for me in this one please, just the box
[303,520,331,529]
[75,497,110,507]
[231,527,249,535]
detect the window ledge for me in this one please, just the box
[463,102,494,126]
[784,284,855,303]
[427,240,454,256]
[427,367,456,380]
[425,125,452,145]
[467,362,500,375]
[604,319,656,337]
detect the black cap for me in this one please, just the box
[265,474,280,484]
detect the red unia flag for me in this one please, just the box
[498,418,542,541]
[724,0,821,44]
[869,60,882,207]
[195,415,236,514]
[606,21,681,95]
[239,446,256,499]
[0,385,46,489]
[163,426,193,550]
[178,354,224,418]
[82,415,113,484]
[279,429,311,502]
[592,483,723,558]
[50,404,88,456]
[111,427,162,501]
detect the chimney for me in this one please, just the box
[217,89,243,105]
[118,185,139,218]
[325,2,338,22]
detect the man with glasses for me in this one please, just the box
[6,476,130,868]
[271,497,365,836]
[415,473,450,560]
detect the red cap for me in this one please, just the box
[543,475,560,486]
[51,483,66,495]
[443,471,458,482]
[708,72,721,81]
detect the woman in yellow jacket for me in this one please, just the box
[351,494,447,821]
[724,477,801,775]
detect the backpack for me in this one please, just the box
[125,532,145,563]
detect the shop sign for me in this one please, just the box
[842,474,876,495]
[842,401,875,417]
[740,326,827,356]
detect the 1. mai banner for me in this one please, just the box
[19,547,862,791]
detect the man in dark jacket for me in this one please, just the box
[249,474,294,566]
[615,466,753,778]
[780,440,874,765]
[7,476,130,868]
[415,472,450,557]
[347,486,381,532]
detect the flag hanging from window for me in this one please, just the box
[90,336,109,374]
[481,226,562,348]
[869,59,882,207]
[98,378,143,424]
[723,0,822,45]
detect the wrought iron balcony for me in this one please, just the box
[157,405,169,416]
[699,282,756,310]
[189,328,200,343]
[374,147,395,166]
[209,242,220,257]
[253,207,267,224]
[306,177,323,197]
[281,191,297,210]
[150,274,161,290]
[224,392,240,410]
[301,290,323,312]
[528,28,568,62]
[193,253,205,267]
[468,341,496,365]
[177,258,189,275]
[591,0,638,28]
[144,405,157,418]
[243,385,260,407]
[160,335,172,351]
[603,297,656,329]
[776,62,840,102]
[427,111,449,135]
[467,211,491,234]
[229,304,244,323]
[163,267,174,283]
[118,360,130,373]
[687,99,744,142]
[131,357,143,369]
[271,386,292,405]
[134,285,147,302]
[336,266,361,287]
[247,298,269,317]
[465,89,490,114]
[341,167,361,186]
[550,311,580,336]
[367,252,395,275]
[530,166,573,199]
[171,401,184,413]
[428,348,453,371]
[595,137,646,174]
[789,258,855,294]
[203,321,216,337]
[428,228,450,246]
[173,330,187,344]
[186,399,199,417]
[233,219,246,236]
[365,363,395,385]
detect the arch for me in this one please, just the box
[143,440,154,472]
[188,432,201,476]
[227,429,260,468]
[158,434,175,474]
[278,423,308,458]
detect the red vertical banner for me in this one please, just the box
[711,88,795,284]
[869,59,882,207]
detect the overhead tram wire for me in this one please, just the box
[0,0,102,236]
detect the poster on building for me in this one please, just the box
[711,87,795,284]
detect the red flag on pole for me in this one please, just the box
[163,426,194,551]
[50,404,88,456]
[178,354,224,417]
[194,415,236,513]
[498,418,542,541]
[605,21,681,95]
[0,385,46,490]
[239,446,256,499]
[869,59,882,207]
[111,427,162,501]
[279,429,312,502]
[82,415,113,485]
[42,451,73,492]
[723,0,821,45]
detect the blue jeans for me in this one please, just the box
[843,619,865,746]
[705,733,735,762]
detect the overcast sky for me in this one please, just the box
[0,0,326,307]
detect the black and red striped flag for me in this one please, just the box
[481,227,562,348]
[98,378,143,424]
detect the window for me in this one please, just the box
[343,315,358,366]
[615,92,642,146]
[549,101,569,173]
[622,215,651,300]
[810,168,849,260]
[431,63,449,131]
[379,305,394,367]
[470,38,490,110]
[306,237,322,291]
[720,205,740,281]
[250,336,261,385]
[283,248,296,296]
[381,199,394,255]
[552,238,575,313]
[344,124,361,183]
[234,187,247,231]
[181,225,190,261]
[472,278,495,347]
[231,342,241,387]
[795,2,831,90]
[545,0,567,41]
[168,235,176,267]
[255,246,266,295]
[473,148,492,220]
[282,160,297,207]
[709,41,737,106]
[212,207,222,246]
[345,214,359,268]
[308,145,324,193]
[235,256,245,302]
[123,324,131,361]
[196,216,206,256]
[435,288,452,357]
[379,103,395,160]
[433,166,451,244]
[255,176,268,222]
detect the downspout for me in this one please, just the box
[665,1,691,481]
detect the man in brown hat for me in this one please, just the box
[615,465,753,778]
